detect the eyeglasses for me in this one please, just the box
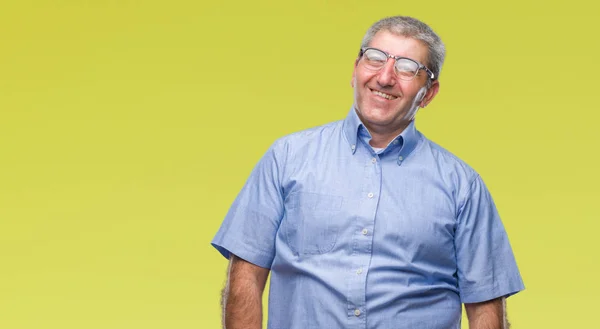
[359,47,435,81]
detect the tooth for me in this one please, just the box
[373,90,394,99]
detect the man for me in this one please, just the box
[212,16,524,329]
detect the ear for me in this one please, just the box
[351,58,359,87]
[420,80,440,108]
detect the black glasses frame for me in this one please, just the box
[359,47,436,81]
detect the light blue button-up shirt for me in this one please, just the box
[212,108,524,329]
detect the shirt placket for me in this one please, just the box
[347,144,381,329]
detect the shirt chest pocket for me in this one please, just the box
[282,192,344,255]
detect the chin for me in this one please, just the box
[361,107,394,121]
[363,114,397,128]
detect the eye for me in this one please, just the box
[395,59,419,79]
[395,59,418,73]
[363,49,387,67]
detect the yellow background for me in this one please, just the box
[1,0,598,328]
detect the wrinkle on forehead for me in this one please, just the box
[368,30,430,67]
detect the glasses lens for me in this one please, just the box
[362,49,387,70]
[395,58,419,80]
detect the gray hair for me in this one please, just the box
[360,16,446,82]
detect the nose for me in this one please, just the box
[376,58,396,87]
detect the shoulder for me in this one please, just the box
[270,119,344,157]
[416,133,482,201]
[277,119,343,144]
[421,137,478,178]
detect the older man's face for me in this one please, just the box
[352,30,439,134]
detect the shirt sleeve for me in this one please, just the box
[211,140,286,269]
[454,175,525,303]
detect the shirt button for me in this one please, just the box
[351,144,356,150]
[367,192,374,198]
[354,309,361,316]
[356,268,363,274]
[371,158,377,164]
[398,155,404,161]
[362,229,368,235]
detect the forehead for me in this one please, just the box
[368,30,429,64]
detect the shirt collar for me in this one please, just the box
[342,107,420,164]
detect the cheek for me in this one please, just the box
[354,68,375,86]
[415,87,427,102]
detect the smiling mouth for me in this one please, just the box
[370,88,397,100]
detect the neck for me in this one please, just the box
[366,121,410,148]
